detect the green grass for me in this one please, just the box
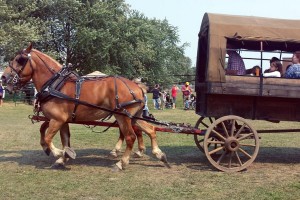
[0,101,300,200]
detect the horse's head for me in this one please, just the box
[1,44,34,93]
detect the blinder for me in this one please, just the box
[16,55,29,67]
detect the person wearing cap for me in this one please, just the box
[181,82,192,109]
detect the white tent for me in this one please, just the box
[83,71,107,77]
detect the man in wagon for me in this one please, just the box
[225,44,246,75]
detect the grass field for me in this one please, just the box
[0,100,300,200]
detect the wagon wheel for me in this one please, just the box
[194,116,215,153]
[204,115,259,172]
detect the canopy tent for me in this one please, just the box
[196,13,300,82]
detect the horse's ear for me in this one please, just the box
[24,43,33,53]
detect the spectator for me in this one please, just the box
[161,91,167,110]
[143,93,149,117]
[226,44,246,75]
[152,84,161,109]
[171,84,179,109]
[285,51,300,78]
[0,81,3,107]
[181,82,192,109]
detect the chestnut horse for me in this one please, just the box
[1,44,169,170]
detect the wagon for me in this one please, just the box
[193,13,300,172]
[26,13,300,172]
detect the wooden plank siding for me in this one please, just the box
[195,75,300,122]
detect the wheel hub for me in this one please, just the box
[224,137,240,152]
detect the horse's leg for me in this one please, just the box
[132,126,146,158]
[59,123,76,160]
[40,121,50,155]
[110,128,145,158]
[43,119,67,166]
[110,129,124,158]
[134,119,170,168]
[113,117,136,171]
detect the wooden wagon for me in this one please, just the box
[194,13,300,172]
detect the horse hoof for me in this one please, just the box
[133,151,143,158]
[161,153,171,169]
[64,147,76,159]
[44,148,51,156]
[111,161,124,172]
[109,151,118,158]
[111,165,122,172]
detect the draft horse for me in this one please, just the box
[1,43,169,170]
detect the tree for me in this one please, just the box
[0,0,193,89]
[0,0,41,63]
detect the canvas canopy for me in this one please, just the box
[196,13,300,82]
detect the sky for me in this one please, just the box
[125,0,300,67]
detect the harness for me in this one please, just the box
[8,49,170,127]
[35,66,144,122]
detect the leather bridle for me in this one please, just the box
[7,50,34,89]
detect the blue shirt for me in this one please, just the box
[285,64,300,78]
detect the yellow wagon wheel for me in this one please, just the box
[204,115,259,172]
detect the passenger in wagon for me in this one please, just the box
[263,58,282,77]
[264,57,279,73]
[225,45,246,75]
[285,51,300,78]
[246,65,261,76]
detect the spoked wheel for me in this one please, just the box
[194,117,215,153]
[204,115,259,172]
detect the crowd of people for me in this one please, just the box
[225,45,300,78]
[150,82,195,111]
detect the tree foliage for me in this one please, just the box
[0,0,193,88]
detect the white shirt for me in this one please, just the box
[263,71,281,77]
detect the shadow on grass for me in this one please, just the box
[0,146,299,170]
